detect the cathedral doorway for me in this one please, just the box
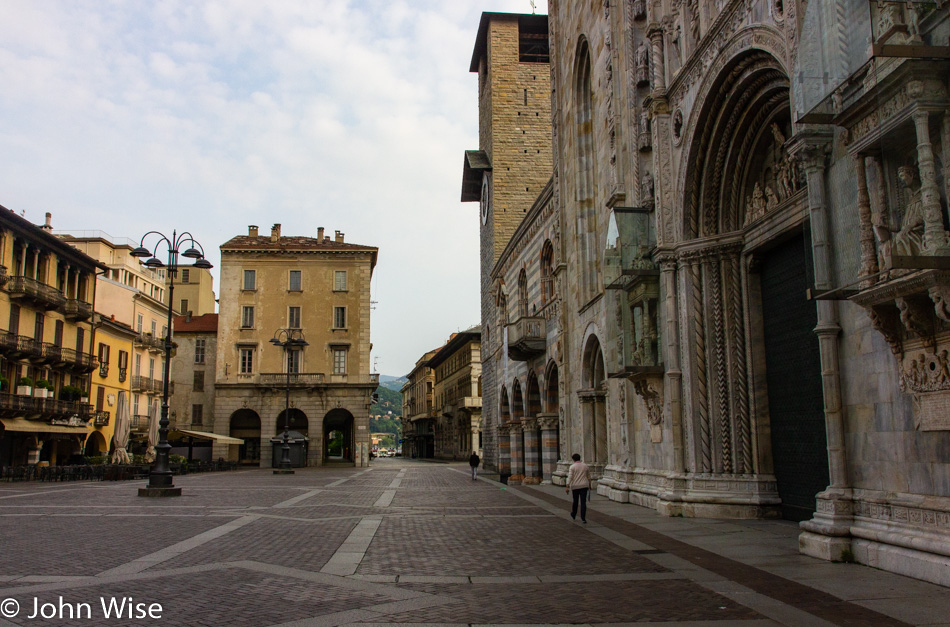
[760,234,829,521]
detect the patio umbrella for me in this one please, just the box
[111,391,132,464]
[145,399,160,463]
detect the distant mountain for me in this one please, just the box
[371,384,403,420]
[378,375,407,391]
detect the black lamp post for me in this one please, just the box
[270,328,308,473]
[131,230,212,497]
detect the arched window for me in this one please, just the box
[574,40,598,298]
[518,268,528,318]
[540,240,555,306]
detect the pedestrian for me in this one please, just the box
[565,453,591,523]
[469,451,480,480]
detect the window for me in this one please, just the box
[241,306,255,329]
[192,404,203,426]
[151,320,157,336]
[243,269,256,290]
[54,320,64,347]
[34,312,44,341]
[180,299,189,314]
[133,394,140,416]
[287,349,301,374]
[333,307,346,329]
[332,348,347,374]
[181,269,190,283]
[289,270,301,291]
[240,348,254,374]
[194,338,206,364]
[193,370,204,392]
[98,343,110,378]
[118,350,128,382]
[148,358,155,380]
[136,314,143,333]
[96,386,105,412]
[541,240,555,305]
[76,327,84,355]
[334,270,347,291]
[134,353,141,376]
[8,304,19,335]
[288,307,301,329]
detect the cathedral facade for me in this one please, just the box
[468,0,950,587]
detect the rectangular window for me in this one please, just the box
[334,270,347,291]
[287,349,301,374]
[332,348,346,374]
[54,320,64,347]
[194,338,206,364]
[288,306,301,329]
[289,270,301,291]
[333,306,346,329]
[180,299,189,314]
[118,350,128,369]
[192,404,203,426]
[134,353,141,376]
[136,314,143,333]
[8,304,19,335]
[76,327,84,354]
[149,358,155,380]
[96,386,105,412]
[181,269,190,283]
[98,343,110,364]
[34,312,45,341]
[241,306,255,329]
[240,348,254,374]
[193,370,204,392]
[133,394,140,417]
[243,269,256,290]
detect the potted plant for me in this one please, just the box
[61,385,82,402]
[0,375,8,392]
[33,379,51,399]
[16,376,33,396]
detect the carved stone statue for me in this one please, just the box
[930,286,950,323]
[636,42,650,86]
[642,171,655,209]
[874,165,925,269]
[765,185,779,211]
[745,182,766,224]
[632,0,646,20]
[638,112,652,151]
[906,3,922,42]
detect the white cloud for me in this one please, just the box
[0,0,547,375]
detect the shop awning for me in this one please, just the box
[172,429,244,445]
[0,418,89,434]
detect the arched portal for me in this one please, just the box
[680,48,827,519]
[275,408,308,436]
[581,334,607,469]
[230,409,261,465]
[84,431,106,457]
[323,408,354,465]
[544,361,561,469]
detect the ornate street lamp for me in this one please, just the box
[270,328,308,473]
[132,230,212,497]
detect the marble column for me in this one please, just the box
[913,111,950,255]
[853,154,879,283]
[522,417,540,484]
[537,412,559,484]
[657,254,684,472]
[509,423,524,484]
[497,423,511,477]
[648,23,666,94]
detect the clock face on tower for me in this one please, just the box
[480,175,491,225]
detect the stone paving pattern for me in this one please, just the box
[0,459,946,626]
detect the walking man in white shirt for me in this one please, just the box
[565,453,591,523]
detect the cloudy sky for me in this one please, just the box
[0,0,547,377]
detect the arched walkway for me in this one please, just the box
[230,409,261,465]
[581,334,607,471]
[323,408,354,465]
[84,431,107,457]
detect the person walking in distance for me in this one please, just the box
[469,451,480,480]
[565,453,591,523]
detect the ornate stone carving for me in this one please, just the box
[633,379,662,425]
[641,170,655,209]
[636,41,651,86]
[868,305,903,355]
[929,286,950,323]
[900,351,950,393]
[874,165,926,270]
[896,297,934,347]
[632,0,646,21]
[638,112,652,152]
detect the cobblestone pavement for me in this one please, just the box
[0,459,946,626]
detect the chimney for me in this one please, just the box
[335,230,344,243]
[248,225,259,237]
[317,227,324,241]
[270,224,281,242]
[40,212,53,231]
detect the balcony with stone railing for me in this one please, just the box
[8,275,66,311]
[0,394,93,421]
[506,316,547,361]
[258,373,380,387]
[133,333,165,352]
[64,298,93,322]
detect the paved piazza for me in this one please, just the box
[0,460,947,626]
